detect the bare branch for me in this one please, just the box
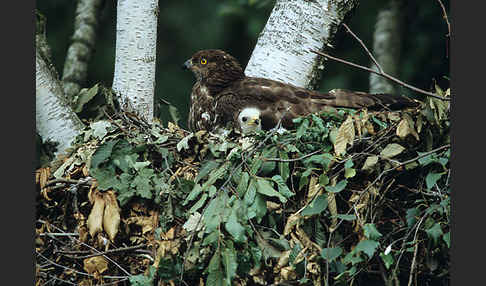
[436,0,451,37]
[311,50,450,101]
[343,23,384,74]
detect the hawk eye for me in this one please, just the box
[242,117,248,122]
[200,58,207,65]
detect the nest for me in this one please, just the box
[35,95,450,286]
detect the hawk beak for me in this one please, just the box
[182,59,192,70]
[248,117,260,126]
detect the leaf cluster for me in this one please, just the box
[36,86,450,286]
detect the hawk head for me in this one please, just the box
[237,107,261,134]
[182,50,245,94]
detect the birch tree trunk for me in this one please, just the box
[369,0,403,94]
[245,0,358,89]
[36,47,85,157]
[112,0,158,123]
[62,0,104,102]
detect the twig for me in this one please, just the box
[407,215,425,286]
[330,144,450,236]
[58,244,147,259]
[37,219,131,277]
[264,149,321,162]
[342,23,383,74]
[436,0,451,37]
[36,251,127,280]
[40,232,79,237]
[311,50,449,101]
[436,0,451,58]
[43,178,87,188]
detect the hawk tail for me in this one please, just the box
[310,89,420,111]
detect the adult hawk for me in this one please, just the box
[183,49,417,134]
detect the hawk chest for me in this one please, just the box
[189,84,215,131]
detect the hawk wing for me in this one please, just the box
[214,77,417,130]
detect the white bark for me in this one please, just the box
[36,48,85,157]
[369,0,403,94]
[112,0,158,122]
[245,0,357,89]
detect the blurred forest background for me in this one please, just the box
[37,0,450,129]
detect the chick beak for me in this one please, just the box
[182,59,192,70]
[247,117,260,126]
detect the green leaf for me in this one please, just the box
[344,159,354,169]
[380,253,394,269]
[301,194,328,216]
[334,214,356,221]
[207,252,224,286]
[372,116,388,129]
[168,104,180,125]
[271,175,294,199]
[278,151,290,181]
[343,252,363,265]
[90,139,119,169]
[443,231,450,248]
[247,193,266,222]
[244,179,257,206]
[417,152,438,166]
[203,195,225,233]
[225,208,246,242]
[202,162,229,190]
[189,193,208,214]
[344,168,356,178]
[74,83,99,113]
[426,172,443,189]
[90,167,118,191]
[363,223,383,240]
[355,240,380,258]
[90,120,111,140]
[249,157,263,175]
[425,223,443,245]
[196,161,220,184]
[202,231,219,246]
[183,183,203,205]
[132,169,154,199]
[236,172,249,197]
[406,207,419,228]
[321,247,343,262]
[256,178,287,203]
[222,246,238,284]
[296,118,309,139]
[289,243,302,265]
[260,147,277,175]
[129,266,156,285]
[325,180,347,193]
[318,173,329,186]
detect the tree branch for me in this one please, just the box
[62,0,105,102]
[311,50,450,101]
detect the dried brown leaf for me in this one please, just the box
[380,143,405,159]
[327,180,338,231]
[362,155,379,171]
[87,190,105,238]
[102,191,120,241]
[334,115,355,156]
[306,176,322,204]
[284,213,301,236]
[83,256,108,275]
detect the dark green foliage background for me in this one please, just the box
[37,0,449,129]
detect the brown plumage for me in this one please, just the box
[183,49,418,132]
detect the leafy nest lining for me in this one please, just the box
[35,89,450,286]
